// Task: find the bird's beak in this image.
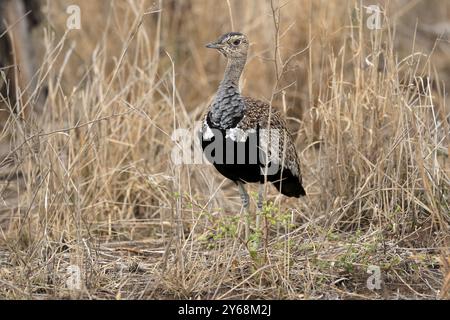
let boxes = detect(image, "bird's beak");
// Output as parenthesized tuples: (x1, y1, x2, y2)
(205, 42, 220, 49)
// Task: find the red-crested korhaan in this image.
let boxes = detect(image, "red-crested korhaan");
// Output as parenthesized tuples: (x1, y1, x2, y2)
(200, 32, 305, 232)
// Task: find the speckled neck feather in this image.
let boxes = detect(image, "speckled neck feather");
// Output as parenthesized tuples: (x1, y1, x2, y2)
(208, 55, 247, 129)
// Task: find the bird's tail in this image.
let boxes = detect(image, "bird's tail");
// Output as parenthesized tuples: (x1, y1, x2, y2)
(271, 171, 306, 198)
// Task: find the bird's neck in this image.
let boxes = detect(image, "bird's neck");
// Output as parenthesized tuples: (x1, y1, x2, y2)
(220, 56, 246, 87)
(208, 57, 247, 129)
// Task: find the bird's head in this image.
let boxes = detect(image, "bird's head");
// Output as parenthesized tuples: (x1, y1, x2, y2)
(205, 32, 249, 59)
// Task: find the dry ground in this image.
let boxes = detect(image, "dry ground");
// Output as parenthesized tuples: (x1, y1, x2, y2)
(0, 0, 449, 299)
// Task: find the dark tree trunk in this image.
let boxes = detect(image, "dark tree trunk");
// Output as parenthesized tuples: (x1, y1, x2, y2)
(0, 0, 43, 119)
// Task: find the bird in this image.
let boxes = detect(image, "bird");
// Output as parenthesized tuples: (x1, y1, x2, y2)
(200, 32, 305, 238)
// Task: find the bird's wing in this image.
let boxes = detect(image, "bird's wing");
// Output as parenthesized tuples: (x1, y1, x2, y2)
(239, 97, 302, 178)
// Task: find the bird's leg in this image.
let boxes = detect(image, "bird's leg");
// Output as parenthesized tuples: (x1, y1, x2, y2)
(256, 183, 263, 224)
(255, 183, 264, 248)
(237, 181, 250, 240)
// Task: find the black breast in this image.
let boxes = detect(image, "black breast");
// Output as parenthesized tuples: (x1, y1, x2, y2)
(201, 115, 262, 184)
(200, 115, 305, 197)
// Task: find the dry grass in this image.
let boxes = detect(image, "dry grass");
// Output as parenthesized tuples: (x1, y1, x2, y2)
(0, 0, 449, 299)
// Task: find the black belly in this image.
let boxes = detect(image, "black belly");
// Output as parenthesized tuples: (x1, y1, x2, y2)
(201, 129, 264, 183)
(200, 126, 306, 198)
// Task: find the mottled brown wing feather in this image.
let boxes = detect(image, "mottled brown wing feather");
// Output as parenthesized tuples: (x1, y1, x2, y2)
(238, 97, 302, 179)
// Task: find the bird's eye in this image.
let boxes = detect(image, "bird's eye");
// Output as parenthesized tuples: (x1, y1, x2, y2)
(232, 39, 241, 46)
